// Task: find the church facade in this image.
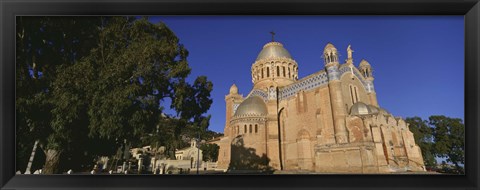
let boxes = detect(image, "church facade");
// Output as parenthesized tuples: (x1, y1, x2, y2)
(214, 40, 425, 173)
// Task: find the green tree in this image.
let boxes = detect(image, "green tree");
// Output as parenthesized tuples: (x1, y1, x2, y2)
(47, 16, 213, 173)
(200, 143, 219, 162)
(16, 16, 101, 173)
(429, 115, 465, 173)
(405, 117, 436, 167)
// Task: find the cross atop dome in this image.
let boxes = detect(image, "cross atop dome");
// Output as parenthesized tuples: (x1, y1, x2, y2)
(270, 31, 275, 42)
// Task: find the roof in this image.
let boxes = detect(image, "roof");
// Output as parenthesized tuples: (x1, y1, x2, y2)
(256, 41, 292, 61)
(323, 42, 337, 54)
(234, 95, 268, 117)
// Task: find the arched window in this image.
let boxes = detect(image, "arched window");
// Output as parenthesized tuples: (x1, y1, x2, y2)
(283, 66, 286, 77)
(244, 125, 247, 133)
(354, 86, 359, 102)
(277, 66, 280, 77)
(261, 68, 264, 78)
(255, 124, 258, 133)
(288, 67, 291, 78)
(349, 85, 360, 103)
(349, 85, 355, 104)
(267, 67, 270, 77)
(249, 124, 252, 133)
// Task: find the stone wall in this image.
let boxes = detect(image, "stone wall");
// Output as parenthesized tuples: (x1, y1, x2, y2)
(315, 142, 378, 173)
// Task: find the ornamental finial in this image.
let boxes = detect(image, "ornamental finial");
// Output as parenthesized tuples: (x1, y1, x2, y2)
(270, 31, 276, 42)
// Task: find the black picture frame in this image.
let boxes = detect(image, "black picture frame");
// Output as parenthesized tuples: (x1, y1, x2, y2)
(1, 0, 479, 190)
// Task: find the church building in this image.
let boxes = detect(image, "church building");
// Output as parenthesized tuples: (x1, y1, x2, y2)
(214, 38, 425, 173)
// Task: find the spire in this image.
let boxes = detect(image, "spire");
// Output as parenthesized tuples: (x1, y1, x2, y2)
(229, 83, 238, 94)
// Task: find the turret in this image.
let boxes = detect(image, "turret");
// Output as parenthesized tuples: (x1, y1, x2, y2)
(359, 59, 379, 107)
(323, 43, 339, 67)
(229, 83, 239, 94)
(323, 43, 349, 144)
(225, 84, 243, 137)
(359, 59, 373, 79)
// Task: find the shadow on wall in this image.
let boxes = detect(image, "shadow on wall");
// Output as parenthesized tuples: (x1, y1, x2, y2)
(228, 136, 274, 174)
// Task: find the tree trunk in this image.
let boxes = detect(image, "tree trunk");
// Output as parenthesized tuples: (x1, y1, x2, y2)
(24, 140, 39, 174)
(43, 149, 61, 174)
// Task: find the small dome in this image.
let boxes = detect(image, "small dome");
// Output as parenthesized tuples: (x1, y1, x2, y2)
(368, 105, 380, 114)
(256, 42, 292, 61)
(350, 102, 374, 116)
(234, 96, 268, 117)
(229, 84, 238, 94)
(359, 59, 371, 67)
(379, 108, 391, 115)
(323, 43, 337, 54)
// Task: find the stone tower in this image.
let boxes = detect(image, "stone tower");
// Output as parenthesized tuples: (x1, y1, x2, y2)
(359, 59, 379, 107)
(225, 84, 243, 136)
(249, 40, 300, 170)
(251, 42, 299, 90)
(323, 43, 349, 144)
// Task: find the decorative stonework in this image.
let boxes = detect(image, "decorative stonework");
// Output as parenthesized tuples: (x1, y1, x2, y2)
(279, 71, 328, 100)
(232, 112, 268, 119)
(251, 57, 299, 84)
(253, 56, 297, 66)
(233, 103, 240, 115)
(230, 117, 267, 124)
(247, 89, 268, 100)
(268, 86, 277, 100)
(365, 81, 375, 93)
(327, 65, 340, 81)
(339, 65, 370, 90)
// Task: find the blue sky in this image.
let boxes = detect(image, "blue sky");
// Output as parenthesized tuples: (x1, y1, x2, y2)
(148, 16, 464, 133)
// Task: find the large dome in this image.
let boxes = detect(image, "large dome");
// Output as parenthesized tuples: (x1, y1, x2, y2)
(234, 96, 268, 117)
(256, 42, 292, 61)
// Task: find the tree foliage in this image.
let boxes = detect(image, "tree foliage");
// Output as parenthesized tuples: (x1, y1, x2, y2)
(16, 16, 101, 173)
(200, 143, 220, 162)
(429, 115, 465, 170)
(405, 117, 436, 167)
(406, 115, 464, 173)
(16, 16, 216, 173)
